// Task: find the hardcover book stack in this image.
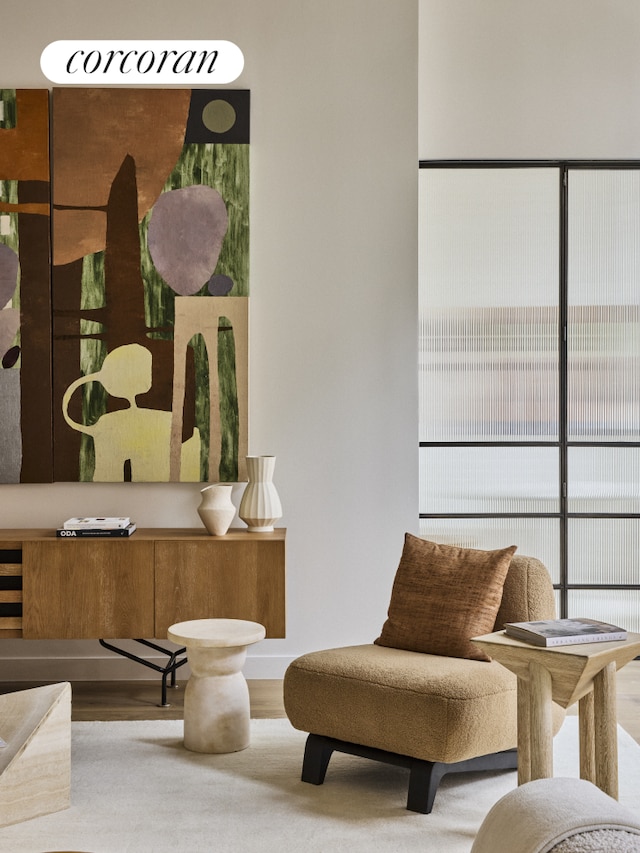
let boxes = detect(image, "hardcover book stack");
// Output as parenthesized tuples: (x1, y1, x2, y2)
(56, 517, 137, 538)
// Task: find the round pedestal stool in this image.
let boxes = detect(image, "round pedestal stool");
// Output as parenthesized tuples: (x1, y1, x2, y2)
(167, 618, 266, 754)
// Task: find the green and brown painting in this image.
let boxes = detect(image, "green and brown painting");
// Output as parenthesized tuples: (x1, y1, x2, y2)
(50, 88, 249, 483)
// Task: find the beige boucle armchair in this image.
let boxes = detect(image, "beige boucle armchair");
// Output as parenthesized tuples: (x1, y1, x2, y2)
(284, 554, 565, 813)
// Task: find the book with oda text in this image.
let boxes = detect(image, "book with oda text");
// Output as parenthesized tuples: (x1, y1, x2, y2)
(56, 523, 137, 538)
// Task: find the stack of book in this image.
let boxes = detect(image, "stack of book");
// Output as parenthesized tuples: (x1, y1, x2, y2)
(56, 517, 137, 538)
(504, 617, 627, 647)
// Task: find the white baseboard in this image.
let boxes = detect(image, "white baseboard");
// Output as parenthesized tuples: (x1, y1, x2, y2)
(0, 653, 294, 682)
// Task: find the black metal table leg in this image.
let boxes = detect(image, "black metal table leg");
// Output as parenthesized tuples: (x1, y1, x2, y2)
(99, 639, 188, 706)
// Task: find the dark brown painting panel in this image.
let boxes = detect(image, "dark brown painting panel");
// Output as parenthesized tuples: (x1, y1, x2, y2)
(18, 208, 53, 482)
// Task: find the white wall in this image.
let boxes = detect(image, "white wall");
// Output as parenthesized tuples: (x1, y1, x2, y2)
(420, 0, 640, 160)
(0, 0, 419, 679)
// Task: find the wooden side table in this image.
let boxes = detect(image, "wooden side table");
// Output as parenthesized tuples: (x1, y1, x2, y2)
(472, 630, 640, 799)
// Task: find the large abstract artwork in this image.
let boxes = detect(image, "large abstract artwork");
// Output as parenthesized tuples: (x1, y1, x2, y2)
(0, 89, 52, 483)
(0, 87, 249, 484)
(53, 88, 250, 483)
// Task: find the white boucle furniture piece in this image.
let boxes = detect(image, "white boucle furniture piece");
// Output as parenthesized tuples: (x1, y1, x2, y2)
(471, 777, 640, 853)
(0, 682, 71, 827)
(167, 618, 265, 753)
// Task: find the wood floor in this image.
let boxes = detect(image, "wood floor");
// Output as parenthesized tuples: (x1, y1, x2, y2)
(0, 678, 286, 722)
(1, 660, 638, 743)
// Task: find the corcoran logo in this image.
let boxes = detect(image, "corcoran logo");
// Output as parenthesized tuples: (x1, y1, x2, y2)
(40, 40, 244, 85)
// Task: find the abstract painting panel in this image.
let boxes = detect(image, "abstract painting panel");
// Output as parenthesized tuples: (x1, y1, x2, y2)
(51, 88, 249, 483)
(0, 89, 52, 483)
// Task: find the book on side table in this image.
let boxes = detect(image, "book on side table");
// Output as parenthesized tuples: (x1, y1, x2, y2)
(504, 617, 627, 647)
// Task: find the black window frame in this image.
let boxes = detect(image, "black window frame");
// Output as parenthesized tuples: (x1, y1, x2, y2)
(419, 159, 640, 618)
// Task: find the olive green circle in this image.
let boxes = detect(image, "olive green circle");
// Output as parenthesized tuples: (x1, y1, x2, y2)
(202, 100, 237, 134)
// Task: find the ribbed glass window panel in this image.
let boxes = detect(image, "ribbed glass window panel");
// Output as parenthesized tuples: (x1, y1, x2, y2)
(419, 168, 559, 442)
(568, 447, 640, 514)
(567, 170, 640, 441)
(568, 519, 640, 585)
(419, 517, 560, 584)
(567, 590, 640, 634)
(419, 446, 559, 515)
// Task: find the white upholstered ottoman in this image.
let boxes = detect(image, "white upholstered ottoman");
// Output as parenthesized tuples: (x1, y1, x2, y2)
(472, 777, 640, 853)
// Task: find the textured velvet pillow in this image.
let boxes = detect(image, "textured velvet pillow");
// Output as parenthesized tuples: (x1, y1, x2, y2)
(374, 534, 517, 661)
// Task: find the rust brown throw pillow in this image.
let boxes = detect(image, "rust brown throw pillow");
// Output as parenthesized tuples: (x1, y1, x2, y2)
(374, 534, 517, 661)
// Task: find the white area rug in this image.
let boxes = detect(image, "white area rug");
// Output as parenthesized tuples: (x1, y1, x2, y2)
(0, 717, 639, 853)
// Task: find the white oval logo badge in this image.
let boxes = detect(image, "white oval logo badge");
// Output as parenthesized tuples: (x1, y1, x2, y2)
(41, 40, 244, 85)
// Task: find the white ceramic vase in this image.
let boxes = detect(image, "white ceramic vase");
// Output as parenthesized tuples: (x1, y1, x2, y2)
(238, 455, 282, 532)
(197, 484, 236, 536)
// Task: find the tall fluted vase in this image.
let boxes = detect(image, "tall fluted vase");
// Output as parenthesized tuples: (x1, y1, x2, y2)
(239, 455, 282, 532)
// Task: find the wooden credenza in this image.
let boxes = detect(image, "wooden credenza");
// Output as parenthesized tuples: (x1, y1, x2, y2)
(0, 528, 286, 640)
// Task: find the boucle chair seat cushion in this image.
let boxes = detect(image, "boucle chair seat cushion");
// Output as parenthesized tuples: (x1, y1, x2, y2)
(284, 642, 561, 764)
(471, 777, 640, 853)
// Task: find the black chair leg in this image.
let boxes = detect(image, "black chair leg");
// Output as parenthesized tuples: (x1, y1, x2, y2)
(407, 759, 446, 814)
(301, 733, 335, 785)
(407, 750, 518, 813)
(298, 733, 517, 814)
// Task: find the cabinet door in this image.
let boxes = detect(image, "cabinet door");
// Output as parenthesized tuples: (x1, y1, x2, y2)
(22, 541, 155, 639)
(155, 539, 285, 638)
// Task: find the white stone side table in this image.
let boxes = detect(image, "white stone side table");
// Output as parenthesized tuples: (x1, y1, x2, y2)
(167, 618, 266, 754)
